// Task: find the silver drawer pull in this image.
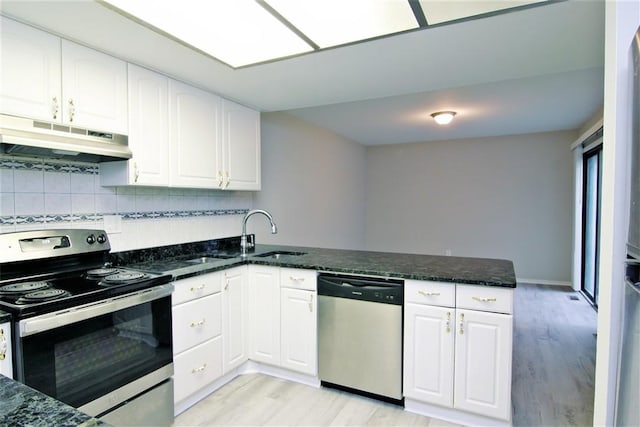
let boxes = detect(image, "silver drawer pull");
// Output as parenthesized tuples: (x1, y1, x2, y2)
(192, 363, 207, 373)
(472, 296, 497, 302)
(418, 290, 440, 297)
(190, 319, 206, 327)
(0, 328, 6, 361)
(190, 284, 205, 292)
(289, 276, 305, 282)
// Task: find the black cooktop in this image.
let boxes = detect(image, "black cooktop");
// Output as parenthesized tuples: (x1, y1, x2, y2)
(0, 267, 173, 319)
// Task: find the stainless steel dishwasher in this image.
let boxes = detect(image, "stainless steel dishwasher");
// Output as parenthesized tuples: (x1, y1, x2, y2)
(318, 273, 403, 403)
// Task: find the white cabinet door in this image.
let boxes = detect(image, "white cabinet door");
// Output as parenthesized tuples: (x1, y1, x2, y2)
(0, 16, 61, 122)
(248, 266, 281, 366)
(223, 266, 248, 373)
(280, 287, 317, 375)
(61, 40, 127, 133)
(221, 99, 260, 191)
(169, 79, 221, 189)
(403, 303, 454, 407)
(0, 322, 12, 379)
(100, 64, 169, 186)
(454, 309, 513, 421)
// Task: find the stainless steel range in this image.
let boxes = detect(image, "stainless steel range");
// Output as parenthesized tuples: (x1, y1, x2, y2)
(0, 229, 175, 426)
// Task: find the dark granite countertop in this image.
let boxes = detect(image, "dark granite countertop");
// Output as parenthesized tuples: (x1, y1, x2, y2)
(0, 375, 107, 427)
(0, 310, 10, 323)
(116, 238, 516, 288)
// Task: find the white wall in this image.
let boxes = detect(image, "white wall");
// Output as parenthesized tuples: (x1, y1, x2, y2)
(365, 130, 576, 284)
(594, 1, 640, 425)
(252, 112, 367, 250)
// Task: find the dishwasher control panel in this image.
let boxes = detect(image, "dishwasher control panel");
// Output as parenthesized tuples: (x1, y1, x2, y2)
(317, 273, 403, 305)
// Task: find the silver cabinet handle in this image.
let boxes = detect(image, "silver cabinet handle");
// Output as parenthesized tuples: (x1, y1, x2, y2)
(459, 312, 465, 335)
(224, 171, 230, 189)
(445, 311, 451, 333)
(217, 171, 224, 188)
(192, 363, 207, 373)
(190, 284, 205, 292)
(289, 276, 306, 282)
(472, 296, 497, 303)
(418, 290, 440, 297)
(309, 294, 314, 313)
(0, 328, 6, 361)
(52, 96, 59, 119)
(133, 162, 140, 183)
(68, 98, 75, 122)
(190, 319, 206, 327)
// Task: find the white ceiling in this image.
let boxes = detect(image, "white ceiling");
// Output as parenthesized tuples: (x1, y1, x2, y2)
(0, 0, 605, 145)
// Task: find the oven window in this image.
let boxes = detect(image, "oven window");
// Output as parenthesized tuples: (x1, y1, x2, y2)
(20, 296, 172, 408)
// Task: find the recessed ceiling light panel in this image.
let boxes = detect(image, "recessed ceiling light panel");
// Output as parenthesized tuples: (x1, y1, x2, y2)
(264, 0, 419, 48)
(102, 0, 313, 67)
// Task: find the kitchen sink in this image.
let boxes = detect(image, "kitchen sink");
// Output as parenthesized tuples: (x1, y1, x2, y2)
(184, 255, 236, 264)
(253, 251, 307, 259)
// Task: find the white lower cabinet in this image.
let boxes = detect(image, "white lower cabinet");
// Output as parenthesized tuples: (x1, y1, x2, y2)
(174, 336, 223, 404)
(404, 303, 454, 407)
(247, 266, 317, 376)
(280, 286, 317, 375)
(248, 266, 281, 365)
(453, 308, 513, 420)
(223, 266, 249, 373)
(172, 272, 223, 407)
(404, 280, 513, 424)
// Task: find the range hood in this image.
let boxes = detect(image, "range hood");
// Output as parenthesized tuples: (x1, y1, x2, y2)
(0, 114, 132, 163)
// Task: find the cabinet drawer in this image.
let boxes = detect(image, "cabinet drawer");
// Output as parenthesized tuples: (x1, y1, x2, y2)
(173, 293, 222, 354)
(173, 273, 222, 306)
(405, 280, 455, 307)
(456, 285, 513, 314)
(280, 268, 316, 291)
(174, 336, 222, 404)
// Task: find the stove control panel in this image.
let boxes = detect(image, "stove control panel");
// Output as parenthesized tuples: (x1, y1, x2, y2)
(0, 229, 111, 263)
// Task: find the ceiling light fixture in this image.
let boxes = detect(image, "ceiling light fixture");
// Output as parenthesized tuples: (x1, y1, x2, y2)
(431, 111, 456, 125)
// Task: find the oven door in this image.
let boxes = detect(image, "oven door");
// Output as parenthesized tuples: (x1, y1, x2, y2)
(15, 284, 173, 416)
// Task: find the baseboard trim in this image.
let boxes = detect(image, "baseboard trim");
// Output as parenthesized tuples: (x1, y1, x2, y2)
(516, 278, 573, 287)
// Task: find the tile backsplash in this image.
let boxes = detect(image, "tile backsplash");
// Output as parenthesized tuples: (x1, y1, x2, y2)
(0, 155, 253, 251)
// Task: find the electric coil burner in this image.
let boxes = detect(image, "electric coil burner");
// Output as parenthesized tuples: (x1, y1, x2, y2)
(0, 229, 175, 426)
(0, 229, 173, 318)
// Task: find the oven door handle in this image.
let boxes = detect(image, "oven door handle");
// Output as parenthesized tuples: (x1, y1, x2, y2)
(19, 283, 174, 337)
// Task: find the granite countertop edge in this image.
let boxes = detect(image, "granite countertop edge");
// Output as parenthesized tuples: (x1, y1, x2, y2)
(0, 375, 107, 427)
(119, 242, 517, 288)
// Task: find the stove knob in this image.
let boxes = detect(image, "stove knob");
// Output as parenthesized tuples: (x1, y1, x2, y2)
(97, 233, 107, 244)
(86, 234, 96, 245)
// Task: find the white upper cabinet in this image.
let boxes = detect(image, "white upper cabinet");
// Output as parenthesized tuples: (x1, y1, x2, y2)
(169, 79, 222, 189)
(101, 64, 169, 186)
(0, 16, 61, 122)
(221, 99, 261, 191)
(0, 17, 127, 133)
(61, 40, 127, 133)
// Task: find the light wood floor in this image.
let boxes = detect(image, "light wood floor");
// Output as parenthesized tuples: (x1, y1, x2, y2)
(173, 284, 597, 427)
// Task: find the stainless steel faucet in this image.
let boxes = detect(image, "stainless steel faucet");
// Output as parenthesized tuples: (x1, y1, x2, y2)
(240, 209, 277, 256)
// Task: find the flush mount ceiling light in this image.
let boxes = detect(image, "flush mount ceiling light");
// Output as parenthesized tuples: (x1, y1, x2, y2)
(100, 0, 550, 68)
(431, 111, 456, 125)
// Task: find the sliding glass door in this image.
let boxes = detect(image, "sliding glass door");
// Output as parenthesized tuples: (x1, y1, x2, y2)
(581, 145, 602, 307)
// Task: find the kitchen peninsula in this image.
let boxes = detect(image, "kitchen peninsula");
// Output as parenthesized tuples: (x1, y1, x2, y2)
(113, 236, 516, 427)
